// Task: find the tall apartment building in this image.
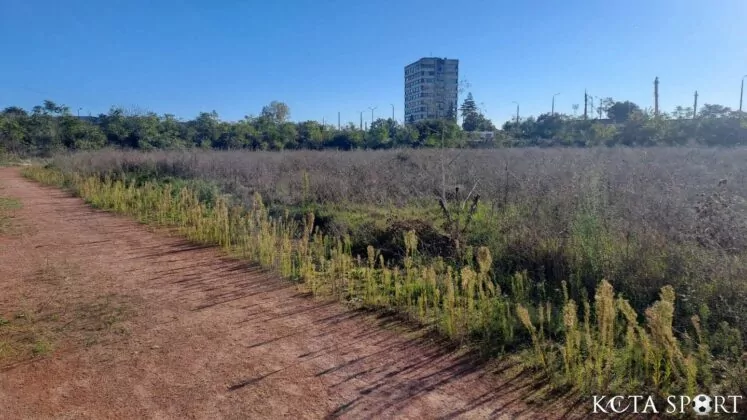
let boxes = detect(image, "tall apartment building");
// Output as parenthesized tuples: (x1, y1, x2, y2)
(404, 57, 459, 123)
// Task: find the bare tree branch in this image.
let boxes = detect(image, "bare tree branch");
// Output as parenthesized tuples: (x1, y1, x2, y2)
(462, 179, 480, 210)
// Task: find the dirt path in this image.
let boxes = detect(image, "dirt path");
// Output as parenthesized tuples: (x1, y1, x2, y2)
(0, 167, 580, 420)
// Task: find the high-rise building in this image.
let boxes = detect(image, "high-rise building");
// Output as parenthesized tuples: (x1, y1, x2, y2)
(404, 57, 459, 124)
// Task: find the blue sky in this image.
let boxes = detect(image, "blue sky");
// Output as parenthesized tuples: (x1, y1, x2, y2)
(2, 0, 745, 125)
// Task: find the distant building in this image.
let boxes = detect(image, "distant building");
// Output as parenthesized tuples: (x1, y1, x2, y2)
(404, 57, 458, 124)
(466, 131, 495, 143)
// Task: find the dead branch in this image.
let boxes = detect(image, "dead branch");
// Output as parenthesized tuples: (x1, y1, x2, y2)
(463, 194, 481, 233)
(462, 179, 480, 210)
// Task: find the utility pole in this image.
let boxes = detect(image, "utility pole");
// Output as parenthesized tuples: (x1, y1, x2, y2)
(390, 104, 395, 122)
(584, 90, 588, 120)
(512, 101, 520, 124)
(594, 96, 603, 119)
(740, 75, 746, 115)
(338, 112, 340, 130)
(368, 106, 377, 124)
(360, 111, 364, 131)
(552, 92, 560, 115)
(589, 96, 595, 119)
(693, 91, 699, 119)
(654, 77, 660, 117)
(77, 107, 82, 117)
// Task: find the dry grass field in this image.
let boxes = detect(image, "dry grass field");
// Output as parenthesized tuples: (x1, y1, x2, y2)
(7, 147, 747, 416)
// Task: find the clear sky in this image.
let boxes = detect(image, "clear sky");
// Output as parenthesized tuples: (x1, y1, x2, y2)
(2, 0, 745, 125)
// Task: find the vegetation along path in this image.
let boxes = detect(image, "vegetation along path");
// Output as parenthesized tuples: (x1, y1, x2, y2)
(0, 167, 583, 419)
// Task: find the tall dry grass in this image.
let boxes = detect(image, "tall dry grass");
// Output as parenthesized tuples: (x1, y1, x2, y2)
(22, 162, 746, 397)
(46, 148, 747, 336)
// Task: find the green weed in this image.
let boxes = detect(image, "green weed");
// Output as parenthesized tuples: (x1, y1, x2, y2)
(21, 164, 745, 399)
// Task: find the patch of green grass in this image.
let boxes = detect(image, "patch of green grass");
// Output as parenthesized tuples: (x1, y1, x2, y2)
(0, 153, 20, 166)
(0, 196, 22, 234)
(1, 261, 133, 365)
(0, 340, 16, 359)
(76, 296, 130, 333)
(0, 197, 22, 210)
(0, 294, 133, 365)
(31, 338, 53, 356)
(65, 289, 134, 346)
(0, 312, 50, 363)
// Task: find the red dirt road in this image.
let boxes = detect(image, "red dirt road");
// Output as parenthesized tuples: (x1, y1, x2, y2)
(0, 168, 579, 419)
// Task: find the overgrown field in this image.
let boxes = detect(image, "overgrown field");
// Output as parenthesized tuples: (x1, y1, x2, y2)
(23, 147, 747, 400)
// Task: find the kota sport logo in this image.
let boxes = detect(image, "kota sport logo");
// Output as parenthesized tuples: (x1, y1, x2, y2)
(592, 394, 744, 416)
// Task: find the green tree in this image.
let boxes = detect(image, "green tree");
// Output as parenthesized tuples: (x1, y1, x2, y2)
(612, 112, 659, 146)
(532, 113, 566, 140)
(393, 124, 419, 147)
(413, 119, 463, 147)
(261, 101, 290, 124)
(298, 121, 325, 149)
(2, 106, 28, 117)
(158, 114, 187, 148)
(190, 111, 221, 148)
(366, 118, 392, 149)
(473, 114, 496, 131)
(277, 122, 298, 149)
(606, 101, 642, 123)
(1, 107, 31, 154)
(132, 113, 167, 149)
(672, 106, 694, 120)
(29, 103, 63, 154)
(460, 93, 495, 132)
(460, 93, 479, 131)
(698, 104, 733, 119)
(326, 124, 363, 150)
(60, 114, 106, 150)
(99, 108, 132, 147)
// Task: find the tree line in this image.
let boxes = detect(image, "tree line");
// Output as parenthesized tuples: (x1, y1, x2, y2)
(1, 97, 746, 156)
(497, 100, 747, 147)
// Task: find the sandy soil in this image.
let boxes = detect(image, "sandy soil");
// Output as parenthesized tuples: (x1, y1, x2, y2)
(0, 167, 584, 420)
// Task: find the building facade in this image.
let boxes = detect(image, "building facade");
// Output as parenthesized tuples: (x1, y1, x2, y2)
(404, 57, 459, 124)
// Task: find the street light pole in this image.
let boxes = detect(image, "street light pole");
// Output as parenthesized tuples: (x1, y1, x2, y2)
(740, 75, 746, 114)
(360, 111, 364, 131)
(369, 106, 377, 124)
(512, 101, 520, 124)
(390, 104, 395, 122)
(78, 107, 82, 117)
(551, 93, 560, 115)
(594, 96, 602, 119)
